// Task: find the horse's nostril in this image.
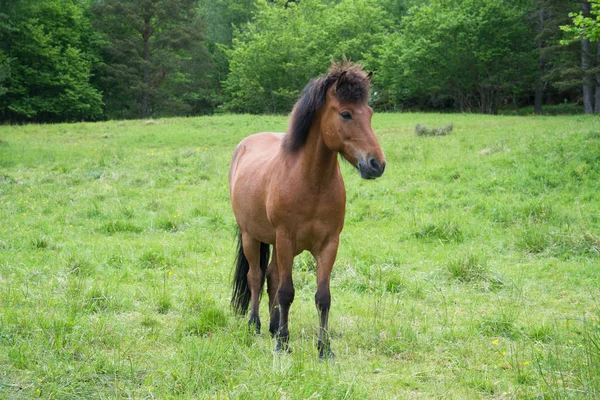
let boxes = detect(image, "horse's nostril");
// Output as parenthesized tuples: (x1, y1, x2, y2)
(369, 158, 379, 170)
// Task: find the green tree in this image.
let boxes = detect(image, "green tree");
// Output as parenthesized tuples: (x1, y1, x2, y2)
(0, 0, 103, 122)
(223, 0, 389, 113)
(531, 1, 570, 114)
(529, 0, 580, 115)
(562, 0, 600, 113)
(91, 0, 214, 119)
(375, 0, 537, 114)
(562, 0, 600, 41)
(581, 1, 595, 113)
(0, 53, 8, 98)
(197, 0, 257, 108)
(199, 0, 257, 46)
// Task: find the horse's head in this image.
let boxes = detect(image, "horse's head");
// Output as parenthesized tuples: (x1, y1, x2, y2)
(320, 70, 386, 179)
(284, 61, 386, 179)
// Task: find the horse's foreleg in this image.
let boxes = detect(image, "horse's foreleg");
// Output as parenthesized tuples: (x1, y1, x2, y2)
(242, 233, 263, 334)
(275, 235, 294, 352)
(266, 244, 280, 336)
(313, 238, 339, 360)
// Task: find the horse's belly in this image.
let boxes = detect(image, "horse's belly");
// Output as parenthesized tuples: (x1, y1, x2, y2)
(231, 191, 275, 244)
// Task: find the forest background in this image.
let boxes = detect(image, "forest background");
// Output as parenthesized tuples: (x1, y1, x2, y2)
(1, 0, 599, 123)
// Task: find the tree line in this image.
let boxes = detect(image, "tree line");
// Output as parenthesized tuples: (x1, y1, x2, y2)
(0, 0, 598, 123)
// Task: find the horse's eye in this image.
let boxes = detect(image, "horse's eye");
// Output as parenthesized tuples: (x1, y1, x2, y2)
(340, 111, 352, 120)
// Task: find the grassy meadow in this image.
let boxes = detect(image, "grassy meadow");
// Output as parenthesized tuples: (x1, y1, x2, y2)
(0, 113, 599, 399)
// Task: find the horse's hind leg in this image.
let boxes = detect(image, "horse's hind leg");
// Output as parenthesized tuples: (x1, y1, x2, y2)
(242, 233, 263, 334)
(266, 244, 280, 336)
(313, 239, 339, 360)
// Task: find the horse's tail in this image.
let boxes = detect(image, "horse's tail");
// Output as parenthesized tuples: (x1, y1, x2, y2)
(231, 231, 270, 315)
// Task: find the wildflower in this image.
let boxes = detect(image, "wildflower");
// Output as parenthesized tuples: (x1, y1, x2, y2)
(569, 340, 573, 344)
(492, 339, 500, 345)
(523, 361, 530, 365)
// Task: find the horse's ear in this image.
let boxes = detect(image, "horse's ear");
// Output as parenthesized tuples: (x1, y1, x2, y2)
(334, 71, 348, 94)
(366, 71, 373, 81)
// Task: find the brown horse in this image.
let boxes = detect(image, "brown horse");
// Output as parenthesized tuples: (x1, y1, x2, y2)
(228, 61, 385, 359)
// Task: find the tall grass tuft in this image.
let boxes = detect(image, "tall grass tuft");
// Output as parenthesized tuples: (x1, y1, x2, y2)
(182, 306, 227, 336)
(516, 224, 553, 254)
(414, 221, 464, 243)
(445, 252, 489, 282)
(99, 220, 143, 234)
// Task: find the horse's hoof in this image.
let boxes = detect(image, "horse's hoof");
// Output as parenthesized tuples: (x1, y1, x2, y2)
(317, 341, 335, 361)
(248, 319, 261, 335)
(274, 341, 292, 353)
(319, 349, 335, 361)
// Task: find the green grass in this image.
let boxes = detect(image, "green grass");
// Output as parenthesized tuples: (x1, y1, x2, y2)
(0, 113, 599, 398)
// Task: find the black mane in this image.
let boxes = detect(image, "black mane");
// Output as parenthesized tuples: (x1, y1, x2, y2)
(282, 62, 370, 152)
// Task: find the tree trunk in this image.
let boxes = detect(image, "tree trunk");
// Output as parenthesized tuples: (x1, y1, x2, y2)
(141, 15, 151, 119)
(582, 1, 594, 114)
(596, 41, 600, 113)
(534, 6, 545, 115)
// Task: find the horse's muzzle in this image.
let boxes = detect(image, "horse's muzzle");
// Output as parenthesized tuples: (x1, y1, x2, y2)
(358, 157, 386, 179)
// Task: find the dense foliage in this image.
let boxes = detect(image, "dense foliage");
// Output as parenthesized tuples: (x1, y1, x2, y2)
(0, 0, 598, 121)
(371, 0, 536, 113)
(0, 0, 103, 122)
(224, 0, 389, 113)
(90, 0, 215, 119)
(563, 0, 600, 41)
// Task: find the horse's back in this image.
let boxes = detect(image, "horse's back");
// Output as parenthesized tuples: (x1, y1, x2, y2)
(229, 132, 283, 185)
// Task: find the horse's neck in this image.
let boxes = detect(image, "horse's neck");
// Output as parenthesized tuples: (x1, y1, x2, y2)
(295, 124, 340, 186)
